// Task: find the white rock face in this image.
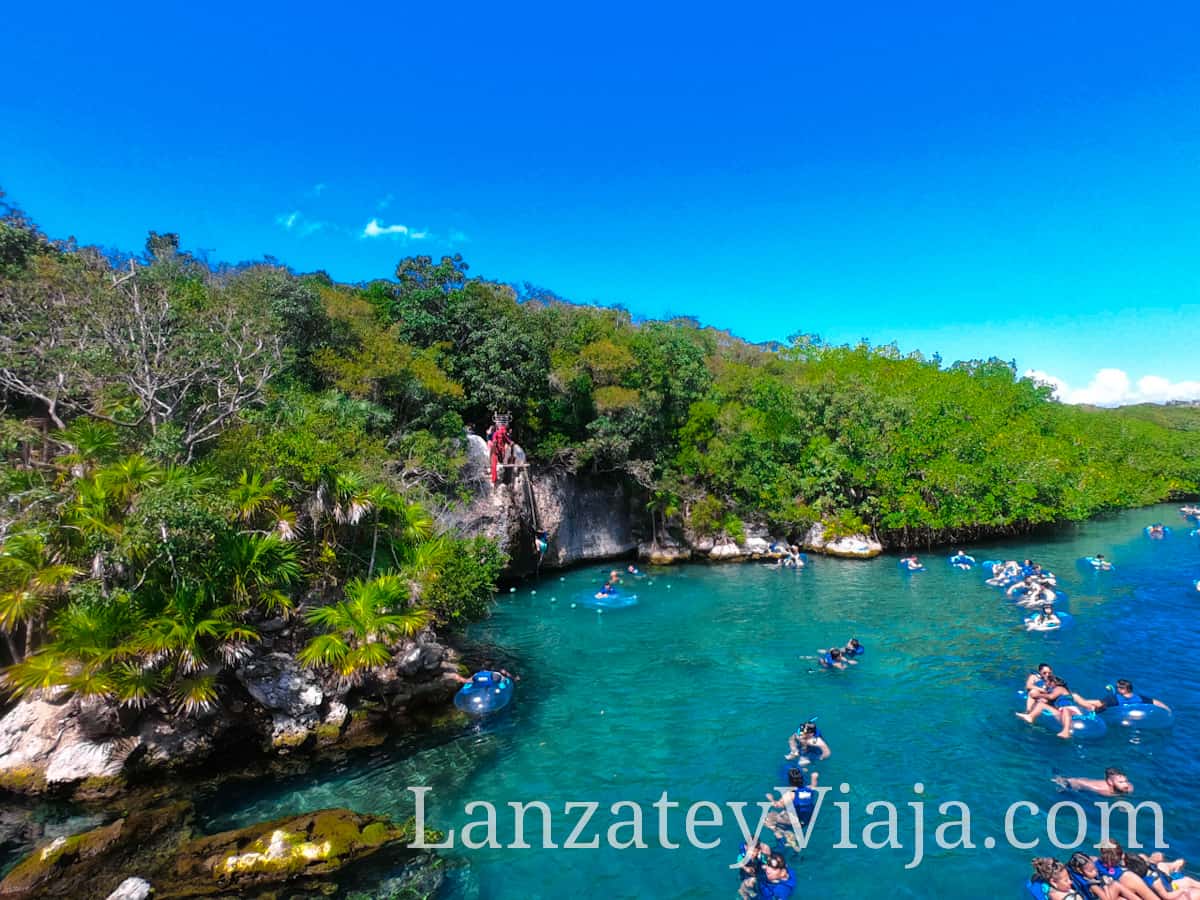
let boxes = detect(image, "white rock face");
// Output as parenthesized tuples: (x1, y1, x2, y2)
(105, 876, 153, 900)
(0, 693, 137, 788)
(802, 523, 883, 558)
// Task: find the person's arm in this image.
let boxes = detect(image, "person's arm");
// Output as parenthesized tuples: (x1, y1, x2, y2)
(814, 737, 831, 760)
(1149, 697, 1170, 711)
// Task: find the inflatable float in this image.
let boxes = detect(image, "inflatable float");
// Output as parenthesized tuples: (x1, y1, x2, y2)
(454, 671, 514, 716)
(1017, 690, 1107, 739)
(1023, 611, 1073, 632)
(1101, 685, 1174, 730)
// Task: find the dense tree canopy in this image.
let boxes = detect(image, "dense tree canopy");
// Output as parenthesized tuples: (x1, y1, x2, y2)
(1, 196, 1197, 713)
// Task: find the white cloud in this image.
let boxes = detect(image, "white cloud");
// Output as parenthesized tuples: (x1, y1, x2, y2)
(1025, 367, 1200, 406)
(276, 211, 301, 230)
(362, 218, 409, 238)
(361, 219, 430, 240)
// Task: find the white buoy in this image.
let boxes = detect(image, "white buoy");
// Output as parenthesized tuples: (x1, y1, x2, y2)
(571, 603, 577, 608)
(531, 590, 537, 595)
(550, 597, 557, 603)
(560, 577, 566, 582)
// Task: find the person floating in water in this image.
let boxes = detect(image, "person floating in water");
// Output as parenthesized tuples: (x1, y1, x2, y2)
(1016, 675, 1092, 739)
(1091, 553, 1113, 571)
(899, 555, 923, 571)
(843, 638, 864, 659)
(786, 719, 831, 763)
(818, 647, 847, 669)
(1081, 679, 1173, 716)
(1026, 605, 1062, 630)
(1054, 766, 1133, 797)
(626, 564, 642, 576)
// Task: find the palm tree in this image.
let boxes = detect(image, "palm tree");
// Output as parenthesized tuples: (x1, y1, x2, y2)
(217, 532, 301, 614)
(298, 574, 431, 684)
(0, 532, 76, 662)
(361, 486, 434, 577)
(54, 419, 121, 480)
(128, 585, 259, 715)
(229, 469, 285, 525)
(95, 454, 162, 512)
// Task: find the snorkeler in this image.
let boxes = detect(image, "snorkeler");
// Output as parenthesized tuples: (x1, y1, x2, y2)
(1054, 767, 1134, 797)
(786, 719, 831, 763)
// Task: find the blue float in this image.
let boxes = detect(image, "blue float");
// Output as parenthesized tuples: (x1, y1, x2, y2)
(454, 671, 514, 716)
(1101, 686, 1175, 730)
(578, 590, 639, 610)
(897, 558, 926, 572)
(1023, 610, 1073, 632)
(1079, 556, 1114, 571)
(1024, 879, 1048, 900)
(1144, 525, 1171, 538)
(1017, 690, 1107, 740)
(948, 553, 976, 569)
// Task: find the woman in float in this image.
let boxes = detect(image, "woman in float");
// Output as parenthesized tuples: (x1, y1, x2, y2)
(1094, 842, 1164, 900)
(1026, 605, 1064, 631)
(1064, 852, 1127, 900)
(842, 637, 864, 659)
(1145, 523, 1169, 538)
(1083, 679, 1174, 728)
(1083, 553, 1113, 571)
(1123, 852, 1200, 900)
(1017, 676, 1097, 739)
(1028, 857, 1086, 900)
(948, 549, 976, 569)
(898, 555, 925, 572)
(987, 560, 1022, 586)
(786, 719, 831, 763)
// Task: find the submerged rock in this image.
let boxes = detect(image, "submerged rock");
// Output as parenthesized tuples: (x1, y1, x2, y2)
(0, 806, 435, 900)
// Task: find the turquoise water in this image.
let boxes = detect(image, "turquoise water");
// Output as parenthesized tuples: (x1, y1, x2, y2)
(195, 504, 1200, 897)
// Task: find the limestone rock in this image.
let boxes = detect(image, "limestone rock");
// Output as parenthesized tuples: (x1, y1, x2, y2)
(0, 693, 138, 795)
(802, 522, 883, 559)
(105, 877, 153, 900)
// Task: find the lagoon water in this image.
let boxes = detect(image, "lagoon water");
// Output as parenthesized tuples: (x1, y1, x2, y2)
(99, 506, 1200, 896)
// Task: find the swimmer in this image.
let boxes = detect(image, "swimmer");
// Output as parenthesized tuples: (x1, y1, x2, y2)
(818, 647, 847, 670)
(1091, 553, 1112, 571)
(1095, 841, 1162, 900)
(899, 555, 922, 570)
(595, 582, 616, 599)
(607, 569, 621, 585)
(1053, 767, 1133, 797)
(843, 637, 864, 659)
(1026, 662, 1055, 694)
(626, 564, 641, 576)
(786, 719, 831, 762)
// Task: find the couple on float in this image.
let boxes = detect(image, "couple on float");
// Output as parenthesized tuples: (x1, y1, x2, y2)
(1018, 664, 1171, 739)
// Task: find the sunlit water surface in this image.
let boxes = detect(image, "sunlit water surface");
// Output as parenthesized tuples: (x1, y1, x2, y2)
(27, 506, 1200, 897)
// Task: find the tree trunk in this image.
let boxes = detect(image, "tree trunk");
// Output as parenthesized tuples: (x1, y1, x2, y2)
(368, 511, 380, 578)
(2, 630, 21, 666)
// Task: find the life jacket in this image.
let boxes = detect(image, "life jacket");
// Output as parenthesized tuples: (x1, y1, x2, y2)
(1111, 688, 1149, 707)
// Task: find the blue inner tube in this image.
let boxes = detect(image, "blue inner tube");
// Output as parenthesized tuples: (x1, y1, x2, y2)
(1024, 879, 1049, 900)
(1079, 556, 1114, 571)
(454, 671, 514, 716)
(1018, 690, 1107, 739)
(579, 591, 639, 610)
(1144, 525, 1171, 537)
(1102, 698, 1175, 730)
(1024, 610, 1073, 632)
(897, 559, 926, 572)
(948, 554, 975, 568)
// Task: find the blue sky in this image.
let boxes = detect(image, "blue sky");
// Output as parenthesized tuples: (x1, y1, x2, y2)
(3, 1, 1198, 402)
